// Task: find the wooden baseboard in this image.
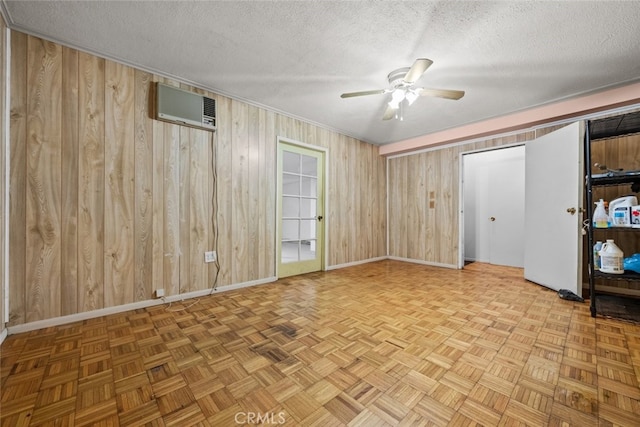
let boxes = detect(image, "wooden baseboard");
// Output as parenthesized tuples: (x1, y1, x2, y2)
(387, 256, 458, 269)
(6, 276, 277, 336)
(326, 256, 388, 271)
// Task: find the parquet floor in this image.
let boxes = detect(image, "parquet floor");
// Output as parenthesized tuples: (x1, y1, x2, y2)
(2, 260, 640, 426)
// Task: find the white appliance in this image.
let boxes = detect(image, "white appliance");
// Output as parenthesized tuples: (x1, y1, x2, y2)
(155, 83, 216, 131)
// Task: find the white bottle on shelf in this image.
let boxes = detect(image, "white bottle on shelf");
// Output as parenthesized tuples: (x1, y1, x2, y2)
(593, 199, 609, 228)
(599, 239, 624, 274)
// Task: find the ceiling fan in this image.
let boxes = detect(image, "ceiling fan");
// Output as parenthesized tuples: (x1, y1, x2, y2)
(340, 58, 465, 121)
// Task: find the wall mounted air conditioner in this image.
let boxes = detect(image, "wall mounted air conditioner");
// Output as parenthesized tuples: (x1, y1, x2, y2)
(155, 82, 216, 131)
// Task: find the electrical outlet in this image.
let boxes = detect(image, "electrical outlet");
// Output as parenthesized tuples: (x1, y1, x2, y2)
(154, 289, 165, 298)
(204, 251, 217, 263)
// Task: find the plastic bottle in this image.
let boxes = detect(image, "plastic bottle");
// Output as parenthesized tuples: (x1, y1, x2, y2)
(599, 239, 624, 274)
(593, 241, 603, 271)
(593, 199, 609, 228)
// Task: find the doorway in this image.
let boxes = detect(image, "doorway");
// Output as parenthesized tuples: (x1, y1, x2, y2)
(463, 146, 526, 268)
(460, 122, 584, 296)
(277, 140, 326, 278)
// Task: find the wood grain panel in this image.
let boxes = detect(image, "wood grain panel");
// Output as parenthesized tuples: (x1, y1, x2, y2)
(414, 152, 427, 259)
(178, 123, 190, 293)
(424, 151, 437, 261)
(8, 31, 387, 326)
(104, 60, 135, 307)
(0, 15, 6, 330)
(247, 105, 260, 281)
(25, 36, 62, 322)
(388, 155, 406, 258)
(207, 102, 218, 289)
(61, 46, 79, 315)
(188, 128, 209, 293)
(78, 52, 105, 312)
(439, 148, 456, 265)
(214, 95, 232, 287)
(151, 78, 165, 295)
(163, 119, 180, 296)
(348, 140, 359, 261)
(260, 108, 277, 279)
(9, 31, 28, 324)
(333, 135, 351, 264)
(134, 70, 153, 301)
(231, 100, 249, 284)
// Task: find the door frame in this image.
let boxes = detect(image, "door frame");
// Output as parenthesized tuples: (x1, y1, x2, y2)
(458, 142, 524, 269)
(275, 137, 329, 278)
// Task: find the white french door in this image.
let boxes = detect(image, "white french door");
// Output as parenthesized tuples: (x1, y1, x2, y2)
(277, 141, 325, 278)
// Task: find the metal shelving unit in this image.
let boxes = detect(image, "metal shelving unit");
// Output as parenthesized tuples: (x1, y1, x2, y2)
(584, 111, 640, 319)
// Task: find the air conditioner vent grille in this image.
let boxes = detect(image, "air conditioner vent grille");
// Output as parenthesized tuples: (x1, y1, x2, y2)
(203, 96, 216, 118)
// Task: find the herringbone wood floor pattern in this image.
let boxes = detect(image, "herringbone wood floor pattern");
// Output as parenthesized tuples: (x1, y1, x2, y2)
(2, 260, 640, 426)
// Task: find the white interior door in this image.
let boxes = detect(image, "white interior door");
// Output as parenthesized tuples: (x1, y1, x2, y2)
(524, 122, 584, 295)
(463, 146, 525, 267)
(488, 148, 526, 267)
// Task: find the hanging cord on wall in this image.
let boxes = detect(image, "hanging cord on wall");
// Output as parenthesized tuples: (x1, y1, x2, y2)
(209, 130, 221, 294)
(163, 128, 220, 313)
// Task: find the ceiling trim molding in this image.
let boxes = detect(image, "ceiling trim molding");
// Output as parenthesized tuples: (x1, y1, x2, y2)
(380, 82, 640, 156)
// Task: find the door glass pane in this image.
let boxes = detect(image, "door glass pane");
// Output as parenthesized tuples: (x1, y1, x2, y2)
(283, 173, 300, 195)
(301, 177, 316, 197)
(300, 239, 316, 261)
(300, 198, 316, 218)
(300, 219, 316, 240)
(283, 152, 300, 173)
(301, 155, 317, 176)
(282, 219, 299, 240)
(300, 240, 316, 261)
(282, 241, 299, 263)
(282, 196, 299, 218)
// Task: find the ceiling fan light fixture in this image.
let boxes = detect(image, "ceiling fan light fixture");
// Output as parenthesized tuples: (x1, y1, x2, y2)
(388, 89, 405, 109)
(405, 90, 419, 106)
(339, 58, 464, 121)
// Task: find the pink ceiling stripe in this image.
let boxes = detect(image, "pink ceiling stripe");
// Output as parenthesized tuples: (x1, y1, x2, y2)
(379, 82, 640, 156)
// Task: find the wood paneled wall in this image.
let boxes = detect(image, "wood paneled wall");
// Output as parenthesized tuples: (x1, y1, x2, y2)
(8, 32, 386, 326)
(1, 15, 7, 333)
(388, 120, 640, 282)
(388, 132, 536, 266)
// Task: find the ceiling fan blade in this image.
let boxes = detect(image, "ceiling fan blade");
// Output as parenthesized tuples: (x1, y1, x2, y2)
(382, 104, 397, 120)
(419, 88, 465, 100)
(403, 58, 433, 84)
(340, 89, 386, 98)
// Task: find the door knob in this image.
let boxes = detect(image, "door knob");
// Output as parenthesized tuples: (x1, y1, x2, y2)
(489, 217, 496, 222)
(566, 207, 576, 215)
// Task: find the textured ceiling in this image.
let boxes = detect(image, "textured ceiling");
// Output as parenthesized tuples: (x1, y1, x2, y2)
(3, 1, 640, 145)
